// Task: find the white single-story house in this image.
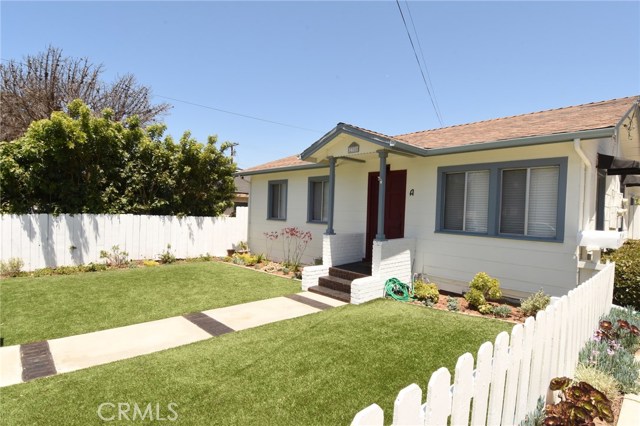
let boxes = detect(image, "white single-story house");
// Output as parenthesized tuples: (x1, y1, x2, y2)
(238, 96, 640, 304)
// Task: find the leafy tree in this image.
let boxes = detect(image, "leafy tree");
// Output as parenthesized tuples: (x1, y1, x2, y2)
(0, 46, 171, 141)
(0, 100, 237, 216)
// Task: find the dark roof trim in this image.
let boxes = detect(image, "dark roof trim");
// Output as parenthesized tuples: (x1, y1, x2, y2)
(236, 163, 328, 177)
(299, 123, 424, 160)
(597, 153, 640, 175)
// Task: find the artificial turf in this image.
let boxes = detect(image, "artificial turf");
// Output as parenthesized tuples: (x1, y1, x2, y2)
(0, 300, 512, 425)
(0, 261, 300, 345)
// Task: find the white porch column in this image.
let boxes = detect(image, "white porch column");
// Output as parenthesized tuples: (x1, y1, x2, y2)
(325, 156, 336, 235)
(376, 150, 387, 241)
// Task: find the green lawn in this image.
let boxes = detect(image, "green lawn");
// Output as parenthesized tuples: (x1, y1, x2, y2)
(0, 300, 512, 425)
(0, 261, 299, 345)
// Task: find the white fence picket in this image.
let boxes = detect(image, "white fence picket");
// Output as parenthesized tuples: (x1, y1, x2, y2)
(450, 353, 474, 426)
(424, 367, 452, 426)
(501, 324, 523, 425)
(486, 332, 510, 425)
(514, 317, 535, 424)
(350, 263, 616, 426)
(0, 210, 248, 270)
(351, 404, 383, 426)
(392, 383, 422, 426)
(470, 341, 493, 425)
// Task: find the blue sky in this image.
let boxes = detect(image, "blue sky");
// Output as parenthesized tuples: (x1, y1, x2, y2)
(2, 1, 639, 168)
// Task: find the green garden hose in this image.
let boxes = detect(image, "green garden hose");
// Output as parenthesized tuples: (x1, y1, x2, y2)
(385, 278, 413, 302)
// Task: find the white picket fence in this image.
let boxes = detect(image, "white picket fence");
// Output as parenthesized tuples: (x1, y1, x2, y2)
(0, 208, 248, 271)
(352, 262, 616, 426)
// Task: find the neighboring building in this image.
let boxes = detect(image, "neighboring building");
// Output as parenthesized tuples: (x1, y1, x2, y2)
(238, 96, 640, 303)
(224, 175, 250, 216)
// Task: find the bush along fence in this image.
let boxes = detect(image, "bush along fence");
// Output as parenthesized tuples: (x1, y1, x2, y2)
(0, 208, 248, 271)
(351, 262, 616, 426)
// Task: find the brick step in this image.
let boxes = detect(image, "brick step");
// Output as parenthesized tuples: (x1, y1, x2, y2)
(308, 285, 350, 303)
(328, 267, 369, 281)
(318, 275, 352, 293)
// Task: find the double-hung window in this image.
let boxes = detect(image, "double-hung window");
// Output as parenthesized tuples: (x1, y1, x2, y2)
(443, 170, 490, 233)
(267, 180, 287, 220)
(500, 166, 559, 238)
(308, 176, 329, 223)
(437, 158, 567, 242)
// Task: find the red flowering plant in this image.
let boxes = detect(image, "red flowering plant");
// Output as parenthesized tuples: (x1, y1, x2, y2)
(263, 231, 279, 261)
(280, 227, 312, 272)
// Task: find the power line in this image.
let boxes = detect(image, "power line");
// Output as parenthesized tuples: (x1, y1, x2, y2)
(404, 0, 444, 124)
(394, 0, 444, 127)
(155, 95, 322, 133)
(2, 57, 322, 134)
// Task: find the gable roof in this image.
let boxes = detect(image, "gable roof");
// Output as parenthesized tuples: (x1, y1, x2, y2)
(239, 96, 639, 175)
(395, 96, 638, 149)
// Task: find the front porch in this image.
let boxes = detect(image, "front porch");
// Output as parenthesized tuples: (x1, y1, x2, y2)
(302, 234, 415, 304)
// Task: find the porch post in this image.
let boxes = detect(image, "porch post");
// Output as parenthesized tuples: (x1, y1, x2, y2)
(376, 150, 387, 240)
(325, 156, 336, 235)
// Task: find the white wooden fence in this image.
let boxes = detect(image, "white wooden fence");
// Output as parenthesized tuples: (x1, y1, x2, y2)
(0, 208, 248, 271)
(352, 262, 616, 426)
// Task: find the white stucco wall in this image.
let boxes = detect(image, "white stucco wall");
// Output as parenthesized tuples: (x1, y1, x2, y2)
(247, 137, 622, 298)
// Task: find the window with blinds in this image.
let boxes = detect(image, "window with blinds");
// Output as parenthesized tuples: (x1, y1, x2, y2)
(443, 170, 489, 233)
(437, 157, 566, 242)
(500, 166, 559, 238)
(308, 177, 329, 222)
(268, 180, 287, 220)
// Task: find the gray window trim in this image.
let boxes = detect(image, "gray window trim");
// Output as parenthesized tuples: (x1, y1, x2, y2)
(267, 179, 288, 221)
(436, 157, 568, 242)
(307, 176, 329, 224)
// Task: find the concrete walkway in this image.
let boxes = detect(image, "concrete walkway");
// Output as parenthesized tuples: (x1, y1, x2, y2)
(0, 291, 345, 387)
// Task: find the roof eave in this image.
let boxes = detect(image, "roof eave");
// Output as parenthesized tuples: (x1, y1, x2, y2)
(420, 127, 615, 157)
(299, 123, 425, 160)
(236, 162, 328, 177)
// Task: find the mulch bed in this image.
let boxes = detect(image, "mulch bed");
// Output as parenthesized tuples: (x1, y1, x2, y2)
(409, 290, 528, 324)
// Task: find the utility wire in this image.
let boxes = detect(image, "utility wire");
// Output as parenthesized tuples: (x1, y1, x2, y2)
(394, 0, 444, 127)
(1, 57, 322, 134)
(155, 95, 321, 133)
(404, 0, 444, 124)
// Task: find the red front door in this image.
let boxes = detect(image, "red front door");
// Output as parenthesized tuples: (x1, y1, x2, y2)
(365, 168, 407, 260)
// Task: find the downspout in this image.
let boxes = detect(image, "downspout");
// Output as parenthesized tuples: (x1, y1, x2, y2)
(573, 138, 591, 231)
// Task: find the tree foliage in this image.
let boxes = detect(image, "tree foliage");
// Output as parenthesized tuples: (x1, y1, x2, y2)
(0, 100, 237, 216)
(0, 46, 171, 141)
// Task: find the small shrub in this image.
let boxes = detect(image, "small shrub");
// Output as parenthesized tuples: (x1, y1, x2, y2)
(143, 260, 160, 267)
(478, 304, 495, 315)
(579, 340, 640, 394)
(235, 241, 249, 252)
(603, 306, 640, 351)
(231, 253, 257, 266)
(31, 267, 55, 277)
(464, 288, 486, 309)
(0, 258, 24, 277)
(82, 262, 107, 272)
(223, 256, 232, 263)
(469, 272, 502, 300)
(199, 253, 212, 261)
(282, 267, 290, 275)
(520, 290, 551, 317)
(100, 245, 129, 267)
(255, 253, 266, 264)
(52, 265, 81, 275)
(573, 364, 620, 402)
(545, 377, 614, 425)
(602, 240, 640, 310)
(413, 280, 439, 305)
(494, 304, 512, 318)
(158, 244, 176, 264)
(446, 296, 460, 312)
